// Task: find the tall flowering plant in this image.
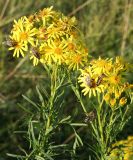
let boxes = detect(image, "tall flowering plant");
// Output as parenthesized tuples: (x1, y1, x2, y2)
(71, 56, 133, 159)
(6, 6, 88, 159)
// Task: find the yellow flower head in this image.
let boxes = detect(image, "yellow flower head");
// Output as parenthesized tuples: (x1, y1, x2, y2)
(109, 136, 133, 160)
(37, 6, 55, 25)
(11, 17, 25, 33)
(110, 98, 116, 107)
(38, 6, 54, 18)
(115, 90, 122, 99)
(104, 93, 110, 102)
(40, 39, 67, 65)
(78, 67, 105, 97)
(8, 34, 28, 57)
(119, 97, 127, 106)
(66, 49, 88, 70)
(78, 57, 132, 105)
(115, 56, 130, 72)
(91, 57, 112, 74)
(12, 18, 37, 45)
(8, 7, 87, 69)
(56, 16, 77, 33)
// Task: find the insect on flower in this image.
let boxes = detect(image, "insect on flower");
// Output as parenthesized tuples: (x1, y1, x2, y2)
(96, 73, 105, 86)
(31, 47, 40, 59)
(85, 75, 96, 88)
(84, 110, 97, 123)
(3, 37, 18, 47)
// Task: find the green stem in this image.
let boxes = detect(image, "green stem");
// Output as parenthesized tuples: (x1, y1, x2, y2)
(105, 110, 114, 147)
(49, 65, 58, 110)
(97, 110, 104, 150)
(79, 98, 87, 113)
(68, 73, 87, 114)
(44, 66, 58, 145)
(45, 116, 50, 135)
(97, 96, 107, 159)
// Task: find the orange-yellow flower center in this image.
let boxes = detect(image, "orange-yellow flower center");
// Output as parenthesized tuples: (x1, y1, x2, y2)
(70, 31, 77, 38)
(73, 55, 81, 63)
(20, 32, 28, 41)
(110, 99, 116, 106)
(68, 43, 75, 50)
(54, 48, 62, 55)
(109, 75, 120, 84)
(39, 10, 50, 17)
(96, 60, 107, 67)
(15, 43, 23, 49)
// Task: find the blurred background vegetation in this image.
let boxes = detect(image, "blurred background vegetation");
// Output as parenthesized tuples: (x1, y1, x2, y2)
(0, 0, 133, 159)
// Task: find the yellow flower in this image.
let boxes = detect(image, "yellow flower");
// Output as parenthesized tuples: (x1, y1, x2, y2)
(37, 27, 47, 40)
(66, 36, 76, 51)
(115, 90, 121, 99)
(119, 97, 127, 106)
(37, 6, 55, 25)
(30, 55, 39, 66)
(38, 6, 54, 18)
(108, 75, 121, 85)
(124, 152, 133, 160)
(11, 17, 25, 33)
(67, 51, 87, 70)
(8, 7, 88, 68)
(65, 36, 88, 70)
(30, 45, 41, 66)
(38, 6, 54, 17)
(110, 136, 133, 160)
(67, 42, 76, 51)
(27, 14, 36, 24)
(78, 56, 132, 107)
(115, 56, 130, 72)
(104, 93, 110, 102)
(78, 67, 105, 97)
(124, 83, 133, 89)
(8, 35, 28, 57)
(128, 136, 133, 141)
(46, 24, 64, 39)
(104, 71, 123, 100)
(11, 17, 37, 46)
(18, 26, 36, 46)
(40, 39, 67, 65)
(110, 99, 116, 107)
(56, 16, 77, 33)
(91, 57, 112, 74)
(9, 42, 27, 58)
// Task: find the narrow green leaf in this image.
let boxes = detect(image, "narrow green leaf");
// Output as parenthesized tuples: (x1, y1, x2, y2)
(7, 153, 26, 158)
(70, 123, 87, 127)
(36, 86, 45, 106)
(22, 95, 40, 110)
(59, 116, 71, 124)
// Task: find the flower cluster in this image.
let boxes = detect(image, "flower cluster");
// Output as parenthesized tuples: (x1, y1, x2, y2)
(8, 6, 88, 69)
(78, 56, 132, 107)
(109, 136, 133, 160)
